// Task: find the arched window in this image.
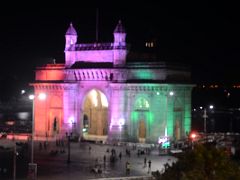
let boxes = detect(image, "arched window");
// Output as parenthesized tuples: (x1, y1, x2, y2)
(135, 97, 150, 111)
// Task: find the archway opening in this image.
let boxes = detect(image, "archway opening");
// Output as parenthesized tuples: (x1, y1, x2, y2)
(139, 120, 146, 139)
(82, 89, 108, 137)
(132, 97, 150, 142)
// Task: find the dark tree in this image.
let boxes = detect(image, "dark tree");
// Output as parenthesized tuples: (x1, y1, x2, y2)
(155, 144, 240, 180)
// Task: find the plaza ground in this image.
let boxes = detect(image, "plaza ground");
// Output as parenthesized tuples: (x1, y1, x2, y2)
(1, 139, 177, 179)
(36, 140, 177, 180)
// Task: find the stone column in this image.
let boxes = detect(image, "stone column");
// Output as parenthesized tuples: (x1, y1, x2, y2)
(63, 85, 77, 136)
(108, 84, 127, 142)
(184, 88, 192, 137)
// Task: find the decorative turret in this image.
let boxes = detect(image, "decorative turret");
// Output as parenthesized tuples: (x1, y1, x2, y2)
(65, 23, 77, 50)
(113, 20, 127, 67)
(113, 20, 126, 46)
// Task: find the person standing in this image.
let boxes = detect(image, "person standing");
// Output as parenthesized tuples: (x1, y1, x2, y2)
(119, 152, 122, 160)
(89, 146, 92, 153)
(148, 160, 151, 174)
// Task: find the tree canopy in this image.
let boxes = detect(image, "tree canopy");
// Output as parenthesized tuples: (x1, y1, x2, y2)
(156, 144, 240, 180)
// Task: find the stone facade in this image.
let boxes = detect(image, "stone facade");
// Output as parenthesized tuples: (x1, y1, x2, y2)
(31, 21, 194, 143)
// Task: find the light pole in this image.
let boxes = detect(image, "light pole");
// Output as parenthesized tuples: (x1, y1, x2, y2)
(202, 105, 214, 134)
(29, 94, 35, 164)
(28, 93, 46, 178)
(203, 108, 207, 134)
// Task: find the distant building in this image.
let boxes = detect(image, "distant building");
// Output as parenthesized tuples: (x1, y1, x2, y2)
(31, 21, 194, 143)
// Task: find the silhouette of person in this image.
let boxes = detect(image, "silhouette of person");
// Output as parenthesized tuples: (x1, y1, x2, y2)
(119, 152, 122, 160)
(148, 160, 151, 173)
(144, 157, 147, 168)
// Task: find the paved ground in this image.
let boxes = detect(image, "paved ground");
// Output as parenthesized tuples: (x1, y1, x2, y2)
(33, 141, 177, 180)
(0, 139, 177, 179)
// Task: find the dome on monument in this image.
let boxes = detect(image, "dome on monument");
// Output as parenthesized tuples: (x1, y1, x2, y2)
(114, 20, 125, 33)
(66, 23, 77, 35)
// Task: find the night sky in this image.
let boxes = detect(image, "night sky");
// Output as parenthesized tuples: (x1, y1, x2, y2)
(0, 2, 240, 101)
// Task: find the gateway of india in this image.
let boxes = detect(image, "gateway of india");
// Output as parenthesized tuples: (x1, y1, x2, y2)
(32, 20, 194, 143)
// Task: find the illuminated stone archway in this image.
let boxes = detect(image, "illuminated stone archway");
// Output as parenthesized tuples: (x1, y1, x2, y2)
(131, 97, 152, 142)
(32, 21, 194, 142)
(82, 89, 108, 136)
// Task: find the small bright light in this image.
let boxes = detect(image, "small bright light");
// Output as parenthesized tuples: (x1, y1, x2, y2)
(82, 128, 87, 132)
(145, 101, 149, 108)
(68, 116, 75, 124)
(169, 91, 174, 96)
(209, 105, 214, 109)
(6, 121, 15, 126)
(156, 92, 160, 95)
(29, 95, 35, 100)
(17, 112, 29, 120)
(21, 90, 25, 94)
(200, 106, 203, 110)
(38, 93, 47, 100)
(119, 118, 125, 126)
(193, 108, 196, 111)
(190, 133, 197, 139)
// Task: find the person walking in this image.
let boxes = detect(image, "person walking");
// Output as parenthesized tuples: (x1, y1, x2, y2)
(143, 157, 147, 168)
(148, 160, 151, 174)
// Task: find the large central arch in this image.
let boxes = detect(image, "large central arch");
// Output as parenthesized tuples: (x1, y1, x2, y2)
(82, 89, 109, 139)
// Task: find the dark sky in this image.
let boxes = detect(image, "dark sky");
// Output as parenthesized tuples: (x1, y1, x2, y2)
(0, 2, 240, 100)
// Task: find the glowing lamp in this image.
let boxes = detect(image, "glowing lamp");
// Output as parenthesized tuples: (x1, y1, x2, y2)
(38, 93, 47, 100)
(190, 132, 197, 139)
(169, 91, 174, 96)
(29, 95, 35, 100)
(118, 118, 125, 127)
(68, 116, 75, 125)
(209, 105, 214, 109)
(6, 121, 15, 126)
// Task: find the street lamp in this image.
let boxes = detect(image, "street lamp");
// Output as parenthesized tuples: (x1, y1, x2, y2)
(28, 94, 35, 164)
(28, 93, 46, 178)
(203, 105, 214, 134)
(189, 131, 197, 149)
